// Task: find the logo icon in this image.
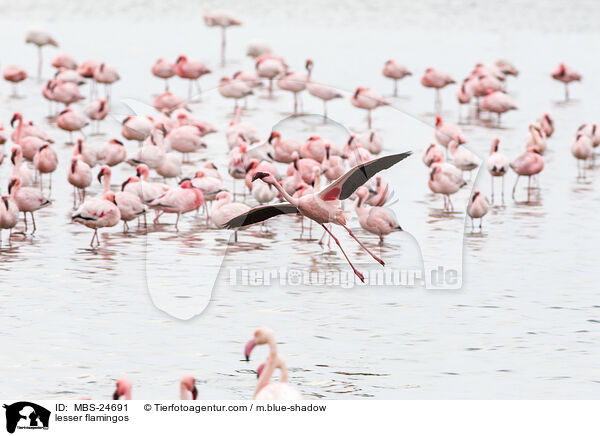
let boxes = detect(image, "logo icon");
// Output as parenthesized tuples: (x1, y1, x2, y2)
(3, 402, 50, 434)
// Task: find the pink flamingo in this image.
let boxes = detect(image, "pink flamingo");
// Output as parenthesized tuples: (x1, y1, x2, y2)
(8, 177, 51, 234)
(84, 98, 109, 134)
(51, 53, 77, 70)
(351, 87, 389, 129)
(33, 143, 58, 191)
(525, 123, 546, 154)
(422, 143, 445, 167)
(67, 156, 92, 205)
(467, 190, 489, 231)
(421, 68, 455, 112)
(25, 28, 58, 79)
(153, 91, 185, 113)
(97, 138, 126, 167)
(278, 66, 308, 115)
(305, 59, 343, 118)
(481, 90, 517, 125)
(211, 191, 251, 241)
(537, 113, 554, 138)
(73, 138, 97, 168)
(255, 55, 285, 98)
(269, 131, 302, 163)
(245, 159, 280, 190)
(487, 138, 509, 204)
(167, 125, 207, 161)
(365, 175, 389, 206)
(10, 146, 34, 186)
(287, 151, 321, 185)
(175, 55, 211, 100)
(98, 166, 146, 231)
(112, 379, 132, 400)
(57, 108, 88, 143)
(121, 164, 169, 203)
(180, 376, 198, 400)
(46, 79, 85, 107)
(435, 116, 466, 153)
(495, 60, 519, 76)
(428, 159, 466, 212)
(322, 143, 345, 183)
(571, 134, 593, 179)
(122, 115, 153, 143)
(72, 190, 121, 247)
(244, 327, 302, 400)
(355, 187, 401, 244)
(449, 140, 480, 179)
(226, 152, 411, 281)
(301, 136, 327, 162)
(0, 193, 19, 238)
(382, 60, 411, 96)
(510, 147, 544, 200)
(93, 63, 120, 101)
(456, 78, 473, 120)
(551, 63, 581, 100)
(148, 180, 203, 229)
(218, 76, 253, 110)
(3, 66, 27, 97)
(203, 9, 242, 66)
(151, 58, 176, 91)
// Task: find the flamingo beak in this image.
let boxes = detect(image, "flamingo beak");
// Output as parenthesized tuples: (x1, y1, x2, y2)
(256, 362, 266, 379)
(10, 150, 16, 165)
(121, 179, 131, 191)
(268, 133, 274, 143)
(8, 179, 16, 194)
(244, 339, 256, 361)
(251, 172, 268, 182)
(192, 386, 198, 400)
(10, 114, 19, 128)
(112, 390, 119, 400)
(97, 170, 104, 183)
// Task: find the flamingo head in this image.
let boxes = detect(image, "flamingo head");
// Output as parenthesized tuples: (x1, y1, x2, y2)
(215, 191, 230, 201)
(7, 177, 20, 194)
(305, 59, 313, 71)
(268, 131, 280, 144)
(471, 190, 481, 202)
(176, 55, 187, 64)
(113, 379, 132, 400)
(10, 146, 20, 165)
(179, 179, 193, 189)
(251, 171, 275, 184)
(103, 191, 117, 204)
(180, 376, 198, 400)
(429, 165, 439, 181)
(111, 138, 124, 146)
(245, 327, 275, 361)
(245, 159, 259, 172)
(491, 138, 500, 153)
(135, 164, 149, 178)
(10, 112, 22, 127)
(435, 115, 442, 127)
(97, 165, 111, 183)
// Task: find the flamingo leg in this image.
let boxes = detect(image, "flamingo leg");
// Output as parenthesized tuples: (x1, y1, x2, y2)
(30, 212, 37, 234)
(23, 212, 28, 233)
(490, 177, 495, 205)
(512, 175, 520, 200)
(320, 224, 364, 283)
(341, 224, 384, 266)
(221, 26, 226, 67)
(393, 79, 398, 97)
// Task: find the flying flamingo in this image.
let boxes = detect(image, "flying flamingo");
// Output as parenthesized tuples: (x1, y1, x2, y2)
(421, 68, 455, 112)
(25, 28, 58, 80)
(510, 147, 544, 201)
(354, 187, 402, 245)
(382, 60, 411, 96)
(180, 376, 198, 400)
(244, 327, 302, 400)
(8, 178, 51, 234)
(112, 379, 132, 400)
(487, 138, 509, 204)
(203, 9, 242, 66)
(305, 59, 343, 118)
(3, 66, 27, 97)
(467, 190, 489, 231)
(351, 87, 389, 129)
(551, 63, 581, 101)
(225, 152, 412, 282)
(151, 58, 176, 91)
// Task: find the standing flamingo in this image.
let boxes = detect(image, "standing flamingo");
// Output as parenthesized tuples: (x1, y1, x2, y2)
(25, 28, 58, 80)
(510, 147, 544, 201)
(571, 134, 593, 179)
(467, 190, 489, 231)
(551, 63, 581, 101)
(8, 178, 51, 234)
(151, 58, 176, 91)
(72, 190, 121, 247)
(354, 187, 402, 245)
(180, 376, 198, 400)
(98, 166, 147, 231)
(225, 152, 412, 282)
(421, 68, 455, 112)
(305, 59, 343, 118)
(203, 9, 242, 67)
(175, 56, 211, 100)
(487, 138, 509, 204)
(382, 60, 411, 96)
(3, 66, 27, 97)
(148, 180, 203, 229)
(351, 87, 389, 129)
(112, 379, 132, 400)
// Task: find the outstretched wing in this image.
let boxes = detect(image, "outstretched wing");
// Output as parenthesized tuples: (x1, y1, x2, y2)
(224, 203, 298, 229)
(320, 151, 412, 201)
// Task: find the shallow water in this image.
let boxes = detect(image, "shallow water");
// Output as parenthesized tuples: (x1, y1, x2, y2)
(0, 2, 599, 399)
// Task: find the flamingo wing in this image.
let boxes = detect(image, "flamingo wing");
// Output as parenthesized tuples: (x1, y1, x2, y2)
(224, 203, 298, 229)
(319, 151, 412, 201)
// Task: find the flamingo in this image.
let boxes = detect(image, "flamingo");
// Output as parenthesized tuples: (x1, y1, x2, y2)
(421, 68, 455, 112)
(151, 58, 176, 91)
(122, 116, 154, 143)
(510, 147, 544, 200)
(487, 138, 509, 204)
(571, 134, 593, 179)
(97, 138, 126, 167)
(525, 123, 546, 154)
(537, 113, 554, 138)
(551, 63, 581, 100)
(73, 138, 97, 168)
(98, 166, 146, 231)
(93, 63, 120, 101)
(269, 131, 302, 163)
(10, 146, 34, 186)
(51, 53, 77, 70)
(495, 60, 519, 76)
(67, 156, 92, 205)
(122, 164, 169, 203)
(382, 60, 411, 96)
(278, 67, 308, 115)
(435, 116, 466, 153)
(84, 98, 109, 134)
(25, 28, 58, 79)
(153, 91, 185, 113)
(449, 140, 480, 179)
(467, 190, 489, 230)
(225, 152, 412, 281)
(305, 59, 343, 118)
(218, 76, 253, 110)
(243, 327, 302, 400)
(365, 175, 389, 207)
(203, 9, 242, 66)
(428, 158, 466, 212)
(3, 66, 27, 97)
(354, 129, 383, 155)
(33, 143, 59, 191)
(175, 55, 211, 100)
(246, 40, 271, 58)
(10, 112, 53, 144)
(322, 143, 345, 183)
(351, 87, 389, 129)
(180, 376, 198, 400)
(211, 191, 251, 241)
(0, 194, 19, 239)
(354, 187, 401, 244)
(57, 108, 88, 143)
(72, 190, 121, 246)
(255, 55, 285, 97)
(456, 78, 473, 120)
(300, 136, 327, 162)
(54, 68, 84, 86)
(8, 178, 51, 234)
(148, 180, 203, 229)
(422, 143, 445, 167)
(112, 379, 132, 400)
(167, 125, 207, 161)
(481, 90, 517, 125)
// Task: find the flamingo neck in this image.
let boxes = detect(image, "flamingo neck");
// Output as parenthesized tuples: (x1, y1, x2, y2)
(16, 118, 23, 144)
(254, 355, 277, 398)
(269, 178, 298, 206)
(103, 173, 111, 193)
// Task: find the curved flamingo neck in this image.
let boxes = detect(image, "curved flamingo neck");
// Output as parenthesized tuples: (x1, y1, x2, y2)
(103, 171, 112, 193)
(15, 118, 24, 144)
(268, 178, 298, 206)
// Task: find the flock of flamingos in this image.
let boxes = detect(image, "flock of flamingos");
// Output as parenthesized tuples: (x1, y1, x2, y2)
(0, 10, 595, 398)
